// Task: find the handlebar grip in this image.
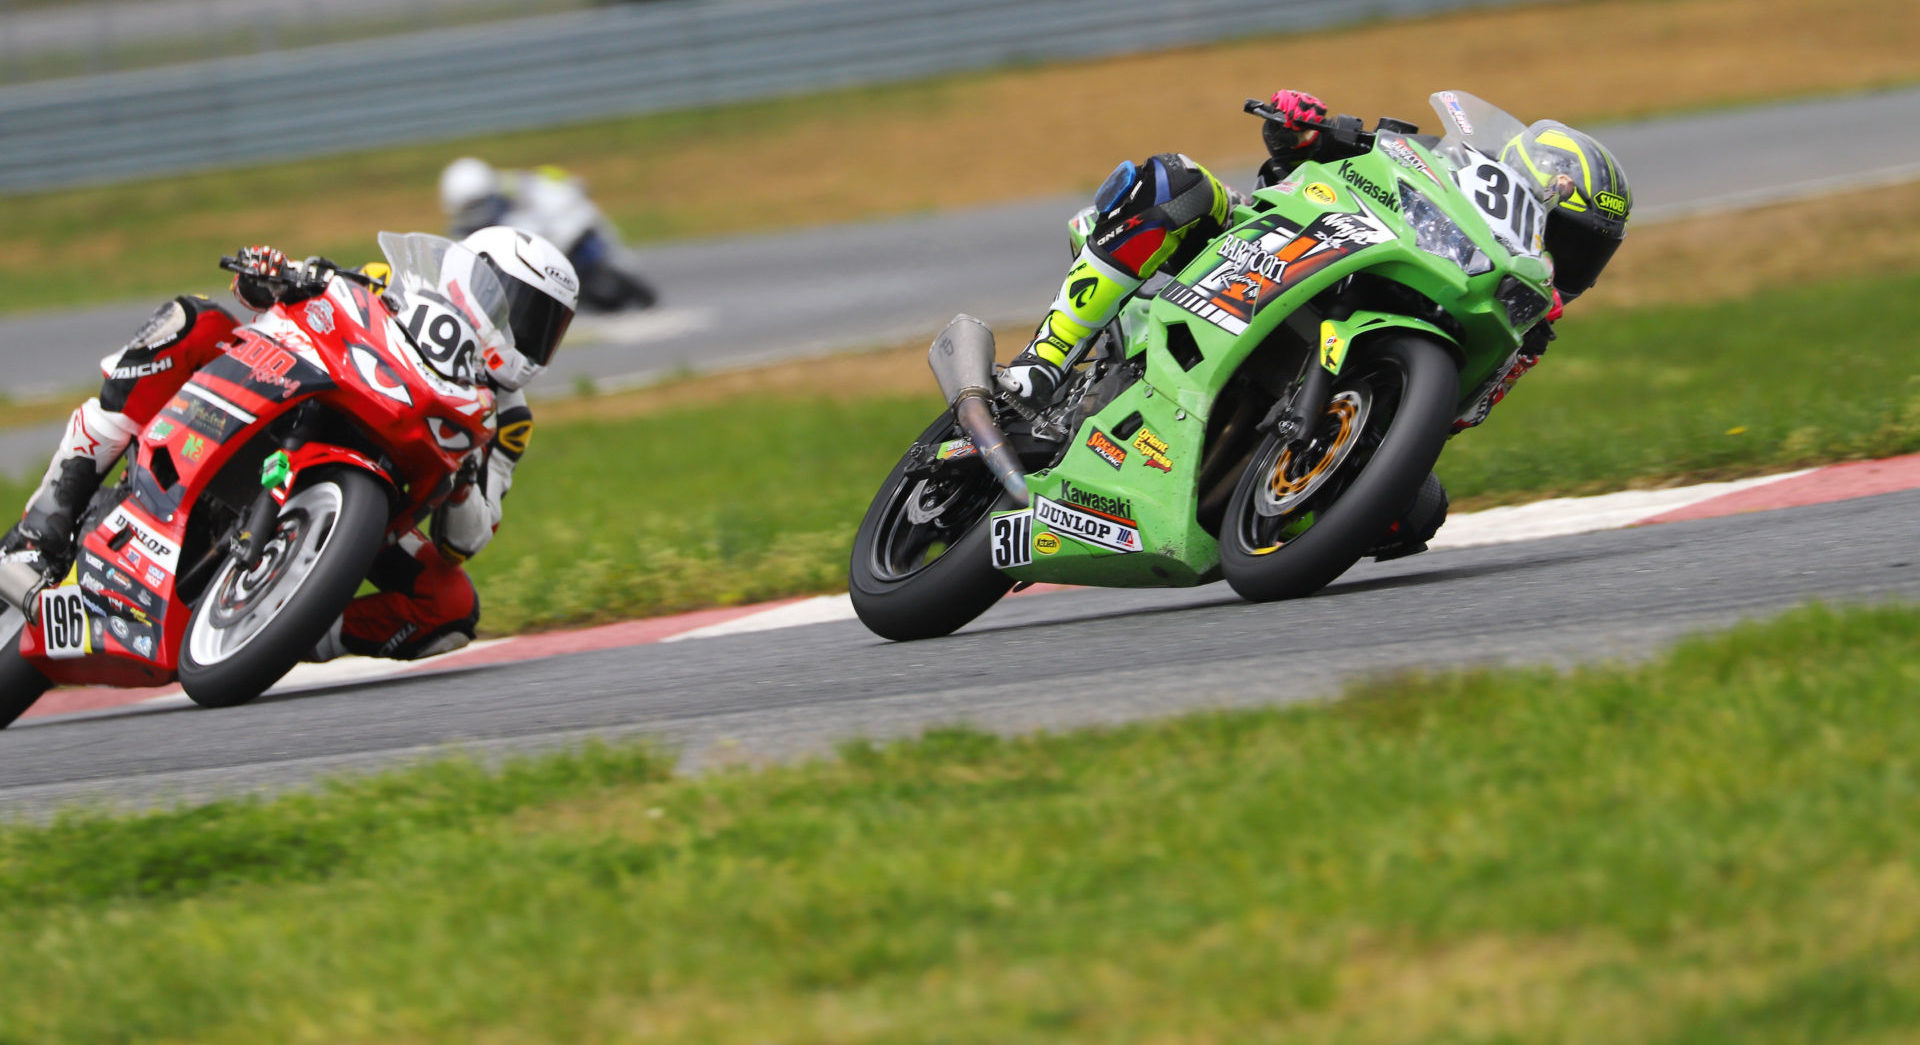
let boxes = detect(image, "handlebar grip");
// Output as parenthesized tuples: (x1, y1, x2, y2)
(218, 255, 242, 273)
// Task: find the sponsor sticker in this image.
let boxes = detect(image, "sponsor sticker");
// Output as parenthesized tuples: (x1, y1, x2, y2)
(1161, 211, 1391, 335)
(1440, 90, 1475, 134)
(103, 507, 181, 572)
(1034, 532, 1061, 555)
(1086, 429, 1127, 469)
(1132, 428, 1173, 473)
(1319, 320, 1349, 373)
(111, 357, 173, 381)
(1380, 134, 1439, 184)
(133, 634, 156, 658)
(182, 434, 207, 461)
(935, 438, 978, 462)
(1034, 495, 1141, 555)
(304, 298, 336, 334)
(145, 564, 166, 587)
(1304, 182, 1339, 205)
(1595, 190, 1628, 219)
(989, 508, 1034, 569)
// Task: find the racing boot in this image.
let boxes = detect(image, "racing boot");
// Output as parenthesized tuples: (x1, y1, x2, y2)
(2, 399, 139, 579)
(997, 249, 1142, 410)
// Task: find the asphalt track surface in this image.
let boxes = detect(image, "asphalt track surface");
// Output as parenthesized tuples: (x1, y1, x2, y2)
(2, 489, 1915, 818)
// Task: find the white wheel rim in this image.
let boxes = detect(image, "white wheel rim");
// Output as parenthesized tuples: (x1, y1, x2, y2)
(186, 482, 344, 667)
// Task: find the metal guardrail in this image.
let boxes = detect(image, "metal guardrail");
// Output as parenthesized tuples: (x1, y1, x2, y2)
(0, 0, 1546, 194)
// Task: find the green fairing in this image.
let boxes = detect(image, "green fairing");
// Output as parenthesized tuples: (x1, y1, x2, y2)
(1000, 129, 1553, 587)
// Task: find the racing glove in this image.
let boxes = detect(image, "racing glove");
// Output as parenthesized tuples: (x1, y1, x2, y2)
(230, 246, 333, 311)
(230, 245, 289, 310)
(1262, 89, 1327, 160)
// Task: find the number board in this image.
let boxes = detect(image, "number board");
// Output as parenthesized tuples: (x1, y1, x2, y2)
(989, 508, 1034, 570)
(400, 299, 480, 384)
(38, 587, 91, 659)
(1453, 158, 1546, 258)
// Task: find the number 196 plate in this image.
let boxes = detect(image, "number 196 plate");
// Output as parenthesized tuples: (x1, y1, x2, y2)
(38, 586, 91, 659)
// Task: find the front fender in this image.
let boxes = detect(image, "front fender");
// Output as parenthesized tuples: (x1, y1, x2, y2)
(1316, 310, 1460, 378)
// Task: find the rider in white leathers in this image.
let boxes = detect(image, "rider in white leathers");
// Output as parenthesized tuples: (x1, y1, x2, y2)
(439, 158, 657, 312)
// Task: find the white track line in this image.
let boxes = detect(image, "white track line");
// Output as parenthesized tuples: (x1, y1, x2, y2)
(1428, 470, 1817, 550)
(663, 594, 857, 641)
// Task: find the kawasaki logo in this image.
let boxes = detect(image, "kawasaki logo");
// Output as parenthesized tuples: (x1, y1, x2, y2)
(1337, 160, 1399, 212)
(1057, 479, 1134, 522)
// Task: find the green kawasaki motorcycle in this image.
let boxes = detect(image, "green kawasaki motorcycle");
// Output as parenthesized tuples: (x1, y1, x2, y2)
(851, 91, 1561, 641)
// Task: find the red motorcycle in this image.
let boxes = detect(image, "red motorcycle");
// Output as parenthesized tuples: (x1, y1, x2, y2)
(0, 233, 503, 724)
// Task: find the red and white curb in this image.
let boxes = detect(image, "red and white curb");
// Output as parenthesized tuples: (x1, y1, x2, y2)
(21, 452, 1920, 725)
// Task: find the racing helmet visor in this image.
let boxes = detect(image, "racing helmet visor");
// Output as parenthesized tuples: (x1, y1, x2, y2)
(1544, 213, 1623, 298)
(499, 274, 574, 367)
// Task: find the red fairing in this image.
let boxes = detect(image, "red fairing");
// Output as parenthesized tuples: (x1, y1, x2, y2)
(22, 278, 495, 686)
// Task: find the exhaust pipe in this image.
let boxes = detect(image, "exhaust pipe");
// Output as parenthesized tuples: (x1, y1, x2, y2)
(0, 559, 45, 623)
(928, 315, 1029, 507)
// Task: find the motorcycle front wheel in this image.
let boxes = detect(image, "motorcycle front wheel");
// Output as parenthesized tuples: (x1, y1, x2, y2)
(849, 414, 1014, 641)
(179, 469, 389, 708)
(1220, 334, 1458, 602)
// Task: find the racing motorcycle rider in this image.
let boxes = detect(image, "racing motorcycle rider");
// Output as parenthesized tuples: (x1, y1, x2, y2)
(439, 157, 656, 312)
(997, 89, 1632, 557)
(0, 227, 580, 662)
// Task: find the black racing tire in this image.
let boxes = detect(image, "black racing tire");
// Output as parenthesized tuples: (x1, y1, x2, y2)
(850, 414, 1014, 641)
(178, 469, 389, 708)
(0, 608, 52, 729)
(1220, 335, 1459, 602)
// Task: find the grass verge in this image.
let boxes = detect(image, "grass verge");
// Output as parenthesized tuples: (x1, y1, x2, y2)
(1, 0, 1916, 312)
(2, 602, 1917, 1041)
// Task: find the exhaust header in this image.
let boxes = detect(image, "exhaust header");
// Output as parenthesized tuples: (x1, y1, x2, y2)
(928, 315, 1029, 507)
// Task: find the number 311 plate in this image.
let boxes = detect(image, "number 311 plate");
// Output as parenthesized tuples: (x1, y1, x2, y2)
(989, 508, 1034, 570)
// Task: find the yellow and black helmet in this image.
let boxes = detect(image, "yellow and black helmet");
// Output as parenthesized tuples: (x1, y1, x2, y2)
(1502, 120, 1631, 298)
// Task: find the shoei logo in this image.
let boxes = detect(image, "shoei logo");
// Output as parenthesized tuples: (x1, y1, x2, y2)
(1595, 190, 1628, 219)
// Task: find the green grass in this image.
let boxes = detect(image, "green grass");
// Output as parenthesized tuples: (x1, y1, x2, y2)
(1438, 269, 1920, 503)
(1, 602, 1916, 1041)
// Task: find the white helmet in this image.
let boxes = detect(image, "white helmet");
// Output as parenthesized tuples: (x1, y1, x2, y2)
(459, 226, 580, 391)
(439, 157, 501, 223)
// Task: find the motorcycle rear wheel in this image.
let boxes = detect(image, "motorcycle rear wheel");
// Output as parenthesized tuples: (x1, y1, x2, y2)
(1220, 334, 1458, 602)
(0, 607, 51, 728)
(850, 414, 1013, 641)
(179, 469, 389, 708)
